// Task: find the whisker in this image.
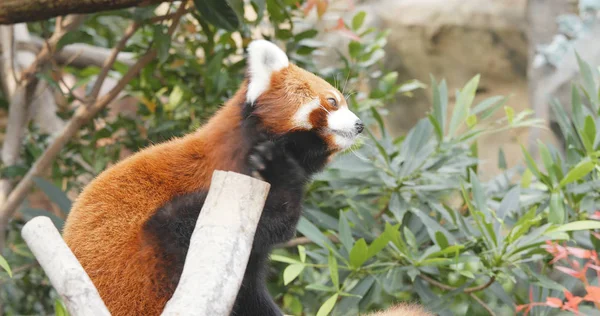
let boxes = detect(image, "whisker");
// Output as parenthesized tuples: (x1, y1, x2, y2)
(342, 69, 352, 96)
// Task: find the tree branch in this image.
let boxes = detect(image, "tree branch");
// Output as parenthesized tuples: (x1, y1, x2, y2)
(17, 37, 136, 68)
(0, 0, 178, 25)
(419, 274, 496, 294)
(21, 216, 110, 315)
(0, 1, 189, 249)
(162, 171, 270, 315)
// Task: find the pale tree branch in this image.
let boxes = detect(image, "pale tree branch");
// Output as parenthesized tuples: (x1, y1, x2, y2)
(0, 1, 190, 250)
(21, 216, 110, 315)
(17, 38, 136, 68)
(88, 22, 140, 101)
(162, 171, 270, 315)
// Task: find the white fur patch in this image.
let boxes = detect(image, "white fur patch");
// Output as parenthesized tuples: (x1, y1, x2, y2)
(246, 40, 289, 104)
(328, 106, 359, 131)
(328, 106, 361, 149)
(292, 98, 321, 129)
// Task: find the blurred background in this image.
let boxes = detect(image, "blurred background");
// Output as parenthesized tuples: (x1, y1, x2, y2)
(1, 0, 600, 315)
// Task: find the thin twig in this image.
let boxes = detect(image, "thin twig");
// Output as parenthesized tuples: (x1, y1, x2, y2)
(276, 235, 340, 248)
(88, 21, 140, 101)
(470, 293, 496, 316)
(148, 7, 194, 23)
(419, 273, 496, 294)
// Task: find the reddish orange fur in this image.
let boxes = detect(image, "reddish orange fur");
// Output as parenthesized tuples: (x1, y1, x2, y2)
(62, 62, 347, 315)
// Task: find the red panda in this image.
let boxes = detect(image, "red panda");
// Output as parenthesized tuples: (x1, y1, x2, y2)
(62, 39, 364, 316)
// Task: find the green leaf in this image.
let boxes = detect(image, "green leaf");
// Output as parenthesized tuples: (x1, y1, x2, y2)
(404, 227, 417, 252)
(298, 245, 306, 263)
(520, 145, 542, 179)
(549, 192, 565, 224)
(582, 115, 597, 153)
(431, 77, 448, 140)
(466, 114, 477, 128)
(497, 186, 520, 219)
(576, 52, 599, 111)
(0, 255, 12, 278)
(33, 177, 72, 214)
(505, 106, 515, 124)
(297, 217, 338, 253)
(550, 220, 600, 233)
(167, 86, 185, 111)
(538, 141, 557, 185)
(54, 299, 68, 316)
(352, 11, 367, 30)
(498, 148, 507, 170)
(472, 95, 508, 120)
(469, 169, 487, 214)
(194, 0, 240, 31)
(153, 25, 171, 65)
(521, 168, 533, 188)
(367, 233, 390, 259)
(435, 231, 449, 249)
(250, 0, 266, 22)
(349, 238, 368, 268)
(338, 211, 354, 252)
(271, 254, 301, 264)
(449, 74, 480, 136)
(56, 30, 93, 50)
(328, 252, 339, 290)
(559, 159, 595, 188)
(316, 293, 339, 316)
(283, 263, 305, 285)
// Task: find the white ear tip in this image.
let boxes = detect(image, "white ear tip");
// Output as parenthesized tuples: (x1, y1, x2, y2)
(246, 40, 290, 103)
(247, 39, 289, 71)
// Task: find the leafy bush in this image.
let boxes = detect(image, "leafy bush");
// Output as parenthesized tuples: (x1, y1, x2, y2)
(269, 51, 600, 316)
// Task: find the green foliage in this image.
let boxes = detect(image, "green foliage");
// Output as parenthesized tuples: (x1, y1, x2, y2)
(268, 38, 600, 316)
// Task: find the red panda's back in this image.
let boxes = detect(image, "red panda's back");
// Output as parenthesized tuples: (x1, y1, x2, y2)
(62, 133, 230, 314)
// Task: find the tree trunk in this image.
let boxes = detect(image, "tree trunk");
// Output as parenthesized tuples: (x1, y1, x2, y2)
(0, 0, 176, 25)
(526, 0, 576, 158)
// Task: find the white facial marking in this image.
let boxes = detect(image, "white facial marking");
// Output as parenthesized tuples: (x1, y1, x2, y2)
(246, 40, 289, 104)
(328, 106, 361, 149)
(330, 89, 343, 103)
(293, 98, 320, 129)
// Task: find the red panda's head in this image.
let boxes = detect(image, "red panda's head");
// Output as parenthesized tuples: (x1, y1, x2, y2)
(244, 40, 363, 154)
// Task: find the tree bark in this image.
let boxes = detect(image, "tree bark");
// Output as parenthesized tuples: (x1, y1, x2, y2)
(0, 0, 177, 25)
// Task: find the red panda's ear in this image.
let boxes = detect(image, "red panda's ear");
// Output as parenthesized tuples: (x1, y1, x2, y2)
(246, 40, 289, 104)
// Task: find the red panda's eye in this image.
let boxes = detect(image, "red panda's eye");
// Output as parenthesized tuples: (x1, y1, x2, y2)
(327, 98, 338, 108)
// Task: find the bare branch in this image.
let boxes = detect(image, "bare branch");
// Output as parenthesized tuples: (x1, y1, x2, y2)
(0, 0, 178, 25)
(21, 216, 111, 315)
(276, 235, 340, 248)
(17, 38, 136, 68)
(88, 22, 140, 101)
(162, 171, 270, 315)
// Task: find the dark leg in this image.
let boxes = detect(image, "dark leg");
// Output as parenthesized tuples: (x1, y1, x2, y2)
(231, 251, 282, 316)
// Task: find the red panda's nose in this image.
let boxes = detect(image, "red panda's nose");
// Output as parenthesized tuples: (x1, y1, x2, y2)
(355, 121, 364, 134)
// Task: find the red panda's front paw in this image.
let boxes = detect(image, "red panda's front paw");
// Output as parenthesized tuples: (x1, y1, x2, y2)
(248, 140, 276, 181)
